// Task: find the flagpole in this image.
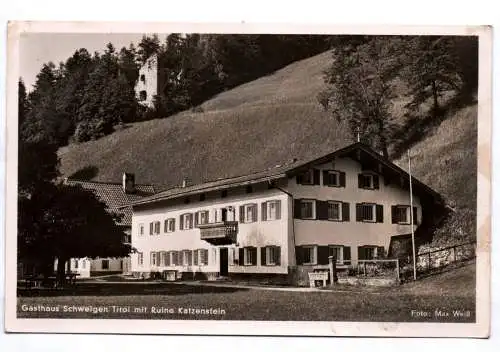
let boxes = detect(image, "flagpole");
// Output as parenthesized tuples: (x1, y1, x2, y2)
(408, 149, 417, 281)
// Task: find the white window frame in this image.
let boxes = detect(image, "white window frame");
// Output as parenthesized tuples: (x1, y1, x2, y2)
(198, 210, 209, 225)
(360, 203, 376, 222)
(325, 170, 341, 187)
(138, 252, 143, 266)
(138, 223, 144, 236)
(300, 200, 316, 220)
(243, 204, 257, 223)
(329, 245, 344, 264)
(360, 173, 375, 189)
(265, 246, 278, 266)
(243, 247, 255, 266)
(164, 218, 175, 233)
(266, 200, 280, 221)
(395, 205, 411, 224)
(300, 169, 314, 185)
(302, 246, 317, 265)
(327, 201, 343, 221)
(154, 221, 161, 235)
(181, 213, 193, 230)
(74, 259, 79, 269)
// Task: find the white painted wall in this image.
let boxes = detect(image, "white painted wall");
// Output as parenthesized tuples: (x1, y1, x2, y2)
(284, 157, 422, 263)
(134, 54, 158, 108)
(131, 186, 290, 275)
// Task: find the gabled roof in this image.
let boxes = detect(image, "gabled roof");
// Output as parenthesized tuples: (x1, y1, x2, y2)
(65, 179, 156, 226)
(130, 142, 443, 208)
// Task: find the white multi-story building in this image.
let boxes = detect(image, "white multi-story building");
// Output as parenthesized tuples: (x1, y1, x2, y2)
(129, 142, 443, 285)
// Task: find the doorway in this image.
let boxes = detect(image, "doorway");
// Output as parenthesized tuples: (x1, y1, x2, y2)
(219, 248, 229, 276)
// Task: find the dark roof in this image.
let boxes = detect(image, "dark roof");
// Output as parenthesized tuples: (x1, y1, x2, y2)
(65, 179, 155, 226)
(131, 142, 443, 208)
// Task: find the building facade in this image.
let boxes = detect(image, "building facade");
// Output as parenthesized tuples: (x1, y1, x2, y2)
(134, 54, 159, 109)
(129, 143, 442, 285)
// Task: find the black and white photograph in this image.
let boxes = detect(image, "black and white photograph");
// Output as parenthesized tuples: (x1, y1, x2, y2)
(4, 22, 492, 337)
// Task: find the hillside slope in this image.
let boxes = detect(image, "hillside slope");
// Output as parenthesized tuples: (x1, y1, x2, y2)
(59, 51, 353, 189)
(59, 49, 478, 221)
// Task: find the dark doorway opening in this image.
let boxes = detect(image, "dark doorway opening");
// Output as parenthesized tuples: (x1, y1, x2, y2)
(220, 248, 229, 276)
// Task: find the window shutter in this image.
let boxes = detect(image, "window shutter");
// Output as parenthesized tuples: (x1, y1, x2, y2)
(376, 204, 384, 223)
(339, 172, 346, 187)
(343, 246, 351, 264)
(294, 199, 301, 219)
(377, 246, 385, 258)
(358, 174, 363, 188)
(251, 204, 257, 222)
(251, 247, 257, 266)
(358, 246, 365, 260)
(317, 201, 328, 220)
(356, 204, 363, 221)
(313, 169, 320, 185)
(172, 219, 175, 231)
(275, 246, 281, 266)
(317, 246, 329, 265)
(342, 202, 350, 221)
(189, 214, 193, 228)
(179, 216, 184, 230)
(261, 202, 267, 221)
(413, 207, 418, 225)
(391, 206, 398, 223)
(373, 175, 380, 189)
(322, 170, 329, 185)
(295, 246, 304, 265)
(239, 248, 245, 266)
(276, 200, 281, 220)
(239, 206, 244, 223)
(194, 212, 199, 227)
(203, 249, 209, 265)
(149, 222, 154, 235)
(193, 250, 198, 265)
(164, 220, 168, 233)
(261, 247, 266, 266)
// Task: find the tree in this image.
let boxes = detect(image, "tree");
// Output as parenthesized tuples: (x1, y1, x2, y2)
(118, 44, 140, 88)
(401, 36, 463, 118)
(137, 34, 161, 64)
(18, 79, 29, 132)
(319, 37, 406, 158)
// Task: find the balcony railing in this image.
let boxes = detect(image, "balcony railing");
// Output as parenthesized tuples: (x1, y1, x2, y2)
(198, 221, 238, 245)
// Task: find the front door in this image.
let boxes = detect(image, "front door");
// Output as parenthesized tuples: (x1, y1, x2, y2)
(219, 248, 229, 276)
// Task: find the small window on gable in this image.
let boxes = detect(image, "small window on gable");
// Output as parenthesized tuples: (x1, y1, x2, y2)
(139, 90, 147, 101)
(323, 170, 346, 187)
(297, 169, 314, 185)
(358, 173, 379, 189)
(246, 185, 253, 194)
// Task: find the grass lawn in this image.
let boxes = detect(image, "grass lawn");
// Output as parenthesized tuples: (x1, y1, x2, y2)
(17, 264, 475, 322)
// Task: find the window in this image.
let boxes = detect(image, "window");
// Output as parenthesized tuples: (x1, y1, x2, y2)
(262, 200, 281, 221)
(392, 205, 417, 225)
(160, 252, 167, 266)
(297, 169, 314, 185)
(154, 221, 161, 235)
(193, 250, 199, 266)
(149, 222, 154, 235)
(262, 246, 281, 266)
(171, 251, 178, 266)
(302, 246, 316, 265)
(300, 200, 315, 219)
(180, 213, 193, 230)
(358, 173, 380, 189)
(101, 259, 109, 270)
(165, 252, 171, 266)
(244, 247, 257, 266)
(138, 223, 144, 236)
(140, 74, 145, 82)
(138, 252, 143, 266)
(199, 249, 209, 266)
(182, 250, 192, 266)
(195, 210, 209, 227)
(150, 252, 157, 266)
(229, 248, 238, 266)
(139, 90, 147, 101)
(74, 259, 78, 269)
(120, 260, 123, 270)
(221, 190, 228, 198)
(358, 246, 384, 260)
(329, 246, 343, 264)
(240, 204, 257, 223)
(327, 201, 342, 221)
(356, 203, 383, 223)
(323, 170, 344, 187)
(164, 218, 175, 233)
(199, 194, 205, 201)
(246, 185, 253, 193)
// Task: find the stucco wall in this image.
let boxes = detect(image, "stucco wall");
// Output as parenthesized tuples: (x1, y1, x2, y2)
(284, 157, 421, 263)
(131, 185, 290, 275)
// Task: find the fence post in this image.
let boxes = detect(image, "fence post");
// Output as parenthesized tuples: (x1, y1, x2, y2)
(396, 259, 400, 282)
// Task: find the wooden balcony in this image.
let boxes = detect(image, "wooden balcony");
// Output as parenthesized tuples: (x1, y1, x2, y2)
(198, 221, 238, 246)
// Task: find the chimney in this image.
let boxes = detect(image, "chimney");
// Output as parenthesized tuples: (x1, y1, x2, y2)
(123, 173, 136, 194)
